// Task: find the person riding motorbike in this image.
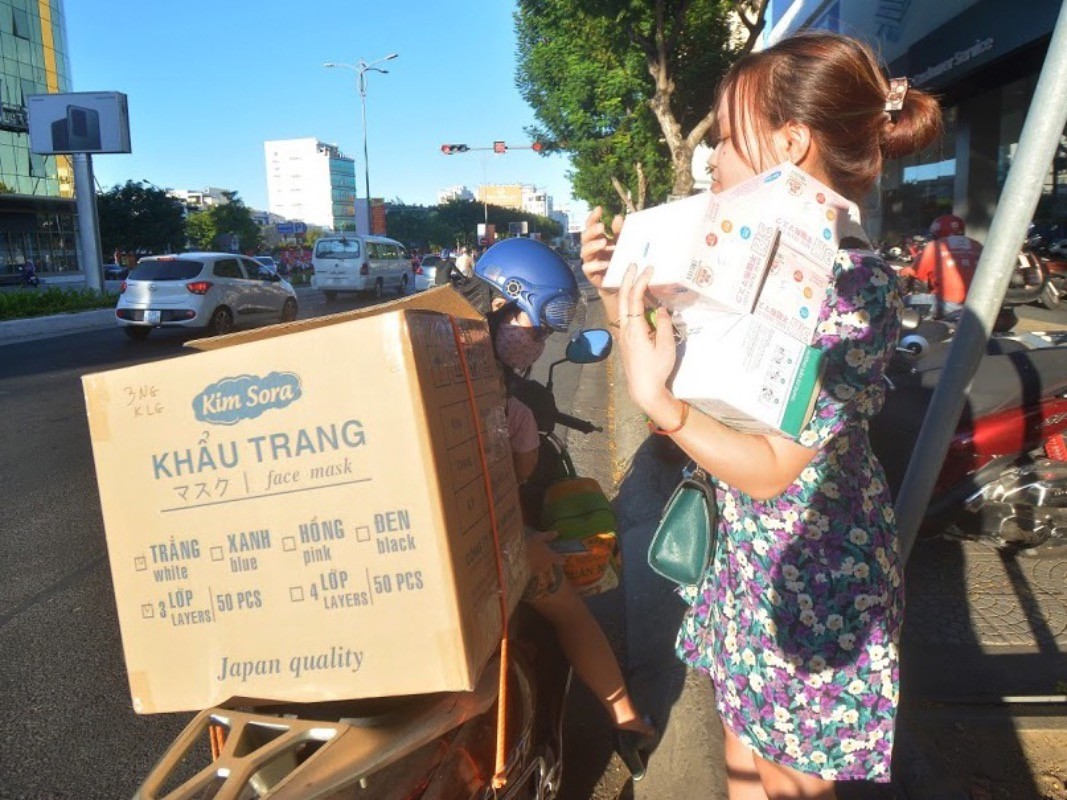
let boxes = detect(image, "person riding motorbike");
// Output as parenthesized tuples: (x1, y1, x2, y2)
(473, 237, 658, 780)
(899, 214, 983, 316)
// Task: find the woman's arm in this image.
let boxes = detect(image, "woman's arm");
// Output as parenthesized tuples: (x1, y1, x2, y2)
(643, 390, 817, 501)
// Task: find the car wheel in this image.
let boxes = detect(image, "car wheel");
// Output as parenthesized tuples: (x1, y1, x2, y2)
(281, 298, 298, 322)
(399, 273, 409, 296)
(208, 306, 234, 336)
(324, 290, 338, 301)
(124, 326, 151, 341)
(374, 278, 384, 301)
(1039, 279, 1061, 309)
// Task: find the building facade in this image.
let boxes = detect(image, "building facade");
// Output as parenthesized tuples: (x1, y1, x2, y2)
(478, 183, 554, 218)
(762, 0, 1065, 243)
(0, 0, 78, 277)
(264, 138, 356, 231)
(437, 184, 474, 203)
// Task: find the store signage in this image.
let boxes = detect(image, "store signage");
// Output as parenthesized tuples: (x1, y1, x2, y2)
(914, 37, 995, 85)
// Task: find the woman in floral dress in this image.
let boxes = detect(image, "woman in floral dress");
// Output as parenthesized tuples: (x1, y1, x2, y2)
(581, 33, 943, 798)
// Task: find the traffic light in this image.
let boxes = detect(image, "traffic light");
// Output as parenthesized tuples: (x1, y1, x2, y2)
(440, 144, 470, 155)
(531, 142, 544, 152)
(493, 140, 507, 154)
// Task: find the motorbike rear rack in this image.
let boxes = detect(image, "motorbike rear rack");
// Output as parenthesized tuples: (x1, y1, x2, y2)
(135, 658, 503, 800)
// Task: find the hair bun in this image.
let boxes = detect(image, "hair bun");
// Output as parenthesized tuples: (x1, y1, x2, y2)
(880, 87, 942, 160)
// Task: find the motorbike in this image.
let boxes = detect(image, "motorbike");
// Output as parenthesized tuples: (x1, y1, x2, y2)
(870, 310, 1067, 550)
(20, 263, 39, 288)
(133, 328, 614, 800)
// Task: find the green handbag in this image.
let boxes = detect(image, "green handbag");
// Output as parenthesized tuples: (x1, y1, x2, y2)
(647, 462, 717, 587)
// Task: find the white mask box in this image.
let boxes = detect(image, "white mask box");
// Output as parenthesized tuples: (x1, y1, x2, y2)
(671, 309, 823, 439)
(604, 163, 864, 341)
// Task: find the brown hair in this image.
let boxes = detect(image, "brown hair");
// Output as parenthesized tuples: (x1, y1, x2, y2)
(717, 32, 942, 202)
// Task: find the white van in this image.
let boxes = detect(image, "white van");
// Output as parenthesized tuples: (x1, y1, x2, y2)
(311, 234, 411, 300)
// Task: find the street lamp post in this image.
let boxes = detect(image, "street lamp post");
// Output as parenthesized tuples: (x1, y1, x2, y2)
(324, 53, 398, 234)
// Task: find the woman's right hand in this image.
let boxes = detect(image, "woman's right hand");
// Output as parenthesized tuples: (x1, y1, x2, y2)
(580, 206, 624, 290)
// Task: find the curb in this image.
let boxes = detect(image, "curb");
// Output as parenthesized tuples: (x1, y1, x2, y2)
(0, 308, 117, 346)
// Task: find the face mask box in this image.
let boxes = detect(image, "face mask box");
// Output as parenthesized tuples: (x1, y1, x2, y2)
(82, 287, 528, 714)
(603, 163, 862, 343)
(671, 309, 823, 438)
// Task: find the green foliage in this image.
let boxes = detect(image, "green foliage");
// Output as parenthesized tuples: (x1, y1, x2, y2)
(386, 200, 562, 252)
(515, 0, 740, 207)
(97, 181, 186, 255)
(185, 210, 216, 251)
(183, 191, 262, 253)
(0, 287, 118, 320)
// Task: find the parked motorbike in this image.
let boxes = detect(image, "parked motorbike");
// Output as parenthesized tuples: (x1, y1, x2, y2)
(20, 263, 39, 288)
(870, 311, 1067, 550)
(133, 329, 614, 800)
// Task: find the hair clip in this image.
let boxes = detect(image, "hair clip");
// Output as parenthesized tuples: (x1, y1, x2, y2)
(885, 77, 909, 113)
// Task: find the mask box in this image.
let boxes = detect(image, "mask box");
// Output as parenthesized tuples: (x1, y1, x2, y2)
(603, 163, 863, 343)
(671, 309, 823, 438)
(82, 287, 528, 713)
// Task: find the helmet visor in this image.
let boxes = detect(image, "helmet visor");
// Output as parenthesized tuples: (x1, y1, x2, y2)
(541, 293, 581, 332)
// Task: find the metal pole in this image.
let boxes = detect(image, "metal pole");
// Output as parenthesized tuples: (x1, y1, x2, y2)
(895, 0, 1067, 559)
(73, 153, 103, 291)
(482, 156, 489, 225)
(359, 68, 372, 235)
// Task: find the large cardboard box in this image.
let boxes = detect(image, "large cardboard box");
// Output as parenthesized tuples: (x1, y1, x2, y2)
(82, 288, 528, 714)
(671, 310, 823, 438)
(603, 163, 863, 344)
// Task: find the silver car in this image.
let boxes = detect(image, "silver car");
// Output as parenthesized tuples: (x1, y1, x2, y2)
(115, 252, 298, 340)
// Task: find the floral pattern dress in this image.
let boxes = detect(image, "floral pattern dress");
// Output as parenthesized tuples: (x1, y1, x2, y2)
(676, 250, 904, 783)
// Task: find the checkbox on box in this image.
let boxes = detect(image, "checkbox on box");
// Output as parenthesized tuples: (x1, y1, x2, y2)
(355, 525, 371, 543)
(134, 556, 147, 572)
(141, 604, 154, 619)
(210, 546, 224, 561)
(282, 536, 296, 552)
(289, 586, 304, 602)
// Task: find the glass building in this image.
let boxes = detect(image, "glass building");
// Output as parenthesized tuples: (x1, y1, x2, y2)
(0, 0, 78, 278)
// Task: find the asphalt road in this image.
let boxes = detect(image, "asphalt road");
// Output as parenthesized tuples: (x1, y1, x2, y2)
(0, 286, 585, 799)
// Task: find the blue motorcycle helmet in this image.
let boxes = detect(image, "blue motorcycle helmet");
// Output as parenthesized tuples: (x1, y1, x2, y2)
(474, 238, 581, 332)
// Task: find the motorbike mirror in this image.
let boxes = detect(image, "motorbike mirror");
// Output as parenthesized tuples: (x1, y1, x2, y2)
(565, 328, 613, 364)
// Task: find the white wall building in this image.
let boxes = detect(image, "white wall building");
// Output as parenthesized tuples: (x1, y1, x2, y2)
(264, 138, 356, 231)
(438, 185, 475, 203)
(522, 185, 551, 218)
(168, 187, 231, 211)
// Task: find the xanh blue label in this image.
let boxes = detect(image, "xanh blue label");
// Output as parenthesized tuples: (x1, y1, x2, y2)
(193, 372, 303, 426)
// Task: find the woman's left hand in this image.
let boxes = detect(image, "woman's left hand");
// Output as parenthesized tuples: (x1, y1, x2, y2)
(616, 264, 677, 412)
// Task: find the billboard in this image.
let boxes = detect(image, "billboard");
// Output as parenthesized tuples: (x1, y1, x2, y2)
(27, 92, 132, 155)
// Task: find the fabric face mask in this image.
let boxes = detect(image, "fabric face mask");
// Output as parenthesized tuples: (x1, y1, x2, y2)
(495, 321, 547, 371)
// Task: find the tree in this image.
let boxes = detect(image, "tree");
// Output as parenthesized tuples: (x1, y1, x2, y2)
(183, 190, 262, 253)
(97, 180, 186, 255)
(385, 200, 561, 253)
(515, 0, 769, 210)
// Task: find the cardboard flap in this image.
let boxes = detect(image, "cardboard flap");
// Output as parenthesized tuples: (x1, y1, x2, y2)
(185, 285, 484, 352)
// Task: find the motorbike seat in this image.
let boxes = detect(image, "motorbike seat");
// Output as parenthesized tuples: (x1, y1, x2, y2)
(883, 345, 1067, 429)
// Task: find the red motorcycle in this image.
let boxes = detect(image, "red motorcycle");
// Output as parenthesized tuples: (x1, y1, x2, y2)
(870, 314, 1067, 550)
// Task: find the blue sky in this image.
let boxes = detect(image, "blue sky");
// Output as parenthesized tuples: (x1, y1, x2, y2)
(64, 0, 585, 218)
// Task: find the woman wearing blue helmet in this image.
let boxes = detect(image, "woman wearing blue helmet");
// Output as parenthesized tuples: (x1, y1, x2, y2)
(474, 238, 658, 780)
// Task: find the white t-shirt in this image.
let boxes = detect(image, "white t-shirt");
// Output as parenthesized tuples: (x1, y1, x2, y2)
(455, 253, 474, 276)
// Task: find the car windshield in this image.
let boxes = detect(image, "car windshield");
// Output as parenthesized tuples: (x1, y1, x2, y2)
(255, 257, 275, 266)
(316, 239, 360, 259)
(129, 259, 203, 281)
(421, 255, 441, 266)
